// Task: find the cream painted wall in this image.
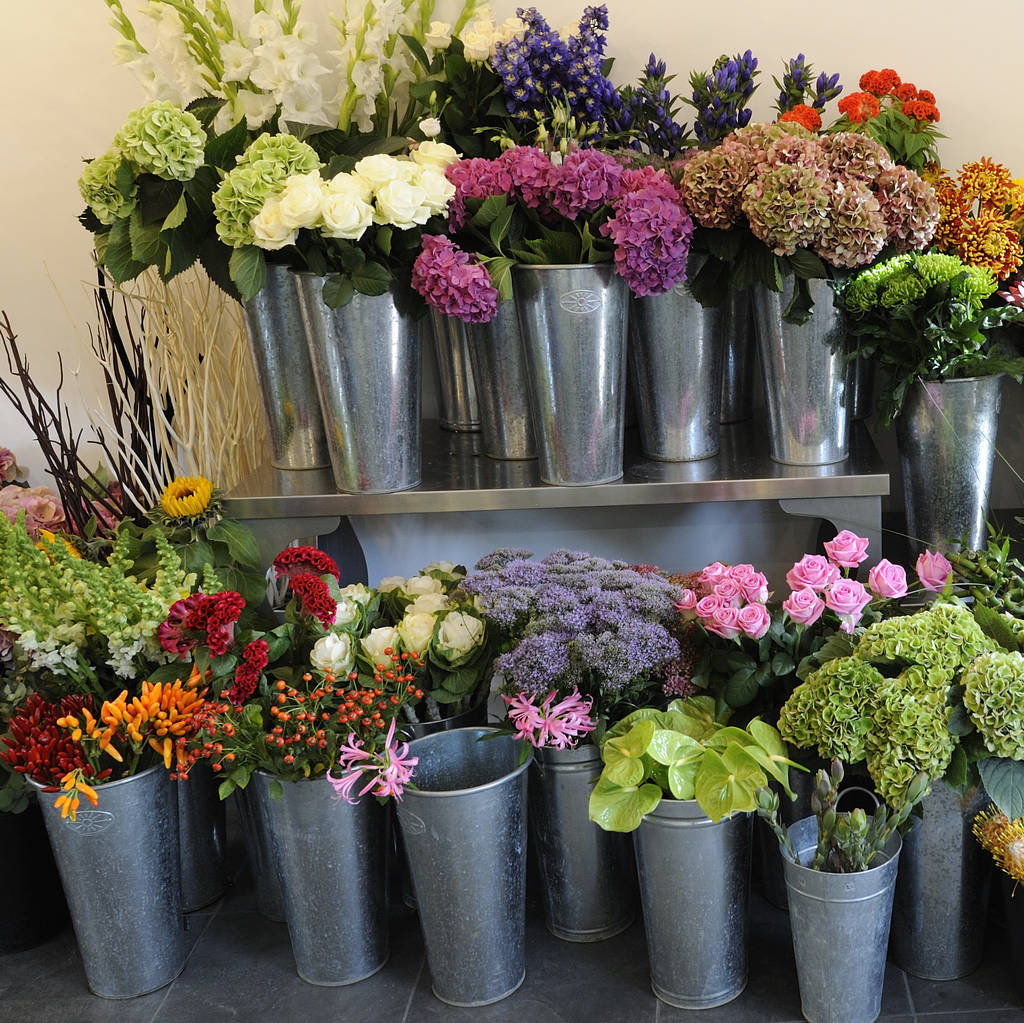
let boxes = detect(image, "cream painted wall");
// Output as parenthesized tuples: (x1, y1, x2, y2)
(2, 1, 1019, 483)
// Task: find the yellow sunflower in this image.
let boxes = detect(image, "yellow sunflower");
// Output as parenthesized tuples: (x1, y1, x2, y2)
(160, 475, 214, 521)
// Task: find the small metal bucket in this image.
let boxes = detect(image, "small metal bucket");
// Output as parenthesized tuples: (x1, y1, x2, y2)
(31, 766, 187, 998)
(889, 781, 991, 979)
(240, 263, 330, 470)
(430, 310, 481, 432)
(250, 771, 390, 986)
(628, 282, 724, 461)
(529, 743, 635, 941)
(513, 264, 628, 486)
(295, 276, 425, 494)
(396, 728, 531, 1006)
(177, 759, 227, 912)
(633, 800, 751, 1008)
(784, 815, 901, 1023)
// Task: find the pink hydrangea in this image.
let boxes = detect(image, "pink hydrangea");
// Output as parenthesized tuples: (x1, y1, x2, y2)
(619, 165, 681, 203)
(445, 158, 515, 231)
(814, 177, 888, 269)
(817, 133, 894, 182)
(548, 148, 624, 220)
(411, 235, 499, 324)
(874, 165, 940, 253)
(498, 146, 556, 213)
(679, 148, 754, 229)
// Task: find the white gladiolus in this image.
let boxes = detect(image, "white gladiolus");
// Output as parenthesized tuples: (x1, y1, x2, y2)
(251, 196, 298, 250)
(398, 612, 436, 655)
(311, 632, 355, 676)
(361, 626, 400, 665)
(235, 90, 278, 129)
(221, 40, 256, 83)
(248, 11, 283, 45)
(276, 171, 325, 231)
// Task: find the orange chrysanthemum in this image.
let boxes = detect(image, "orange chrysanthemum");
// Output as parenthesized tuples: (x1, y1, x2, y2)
(779, 104, 822, 132)
(838, 91, 881, 124)
(954, 210, 1022, 280)
(958, 157, 1016, 210)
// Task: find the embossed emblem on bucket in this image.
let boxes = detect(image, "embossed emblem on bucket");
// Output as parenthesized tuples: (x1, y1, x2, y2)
(65, 810, 115, 835)
(559, 290, 601, 314)
(399, 811, 426, 835)
(672, 281, 690, 298)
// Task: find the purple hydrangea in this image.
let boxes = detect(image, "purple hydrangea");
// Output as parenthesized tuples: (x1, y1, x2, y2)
(548, 148, 624, 219)
(411, 235, 499, 323)
(445, 158, 515, 231)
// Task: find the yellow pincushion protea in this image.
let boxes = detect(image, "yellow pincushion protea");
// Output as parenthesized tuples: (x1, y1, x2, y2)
(973, 807, 1024, 884)
(160, 475, 214, 522)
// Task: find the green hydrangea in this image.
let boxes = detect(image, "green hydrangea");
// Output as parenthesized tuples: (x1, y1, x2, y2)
(212, 132, 321, 247)
(78, 148, 136, 226)
(962, 650, 1024, 757)
(854, 602, 997, 669)
(115, 100, 207, 181)
(777, 656, 882, 763)
(741, 163, 830, 256)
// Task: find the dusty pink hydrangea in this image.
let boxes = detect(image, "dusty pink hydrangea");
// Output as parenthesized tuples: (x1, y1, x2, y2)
(618, 164, 681, 203)
(679, 148, 754, 229)
(0, 448, 23, 484)
(817, 133, 894, 182)
(0, 484, 66, 538)
(445, 157, 515, 231)
(547, 148, 624, 220)
(742, 163, 830, 255)
(720, 121, 812, 168)
(814, 177, 888, 268)
(411, 235, 499, 323)
(875, 165, 940, 252)
(764, 134, 828, 173)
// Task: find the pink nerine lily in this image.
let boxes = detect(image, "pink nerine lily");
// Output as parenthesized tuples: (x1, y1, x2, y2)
(327, 718, 418, 804)
(503, 687, 597, 750)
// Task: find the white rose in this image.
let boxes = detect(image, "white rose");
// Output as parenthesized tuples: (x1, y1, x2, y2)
(436, 612, 485, 661)
(321, 191, 373, 240)
(495, 18, 523, 44)
(310, 632, 355, 676)
(276, 171, 325, 231)
(251, 196, 298, 250)
(338, 583, 374, 607)
(377, 575, 406, 593)
(418, 117, 442, 139)
(403, 575, 445, 598)
(353, 153, 407, 190)
(424, 21, 452, 48)
(415, 167, 456, 217)
(327, 172, 374, 203)
(407, 592, 452, 615)
(374, 178, 430, 229)
(361, 626, 400, 665)
(334, 597, 360, 626)
(461, 29, 493, 62)
(398, 612, 437, 654)
(411, 140, 460, 171)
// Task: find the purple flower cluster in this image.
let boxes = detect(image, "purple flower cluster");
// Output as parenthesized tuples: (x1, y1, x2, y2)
(492, 5, 621, 141)
(411, 235, 499, 323)
(775, 54, 842, 113)
(613, 54, 689, 158)
(689, 50, 759, 144)
(549, 148, 623, 219)
(445, 158, 515, 231)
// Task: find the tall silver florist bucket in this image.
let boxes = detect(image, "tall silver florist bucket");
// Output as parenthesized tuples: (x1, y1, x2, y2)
(31, 766, 186, 999)
(430, 310, 480, 432)
(240, 263, 330, 470)
(464, 298, 537, 460)
(633, 800, 751, 1008)
(235, 784, 286, 922)
(889, 781, 991, 979)
(752, 278, 850, 465)
(897, 375, 1003, 554)
(250, 771, 390, 985)
(396, 728, 531, 1006)
(530, 743, 635, 941)
(629, 282, 724, 461)
(721, 289, 757, 424)
(784, 816, 901, 1023)
(513, 264, 628, 485)
(177, 759, 227, 912)
(295, 276, 425, 494)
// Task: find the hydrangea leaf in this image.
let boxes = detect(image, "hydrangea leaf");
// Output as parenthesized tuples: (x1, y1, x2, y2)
(978, 757, 1024, 820)
(588, 776, 662, 833)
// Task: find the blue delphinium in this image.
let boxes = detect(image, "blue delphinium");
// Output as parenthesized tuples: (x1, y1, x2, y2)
(613, 53, 690, 157)
(461, 548, 683, 723)
(687, 49, 760, 145)
(774, 54, 842, 114)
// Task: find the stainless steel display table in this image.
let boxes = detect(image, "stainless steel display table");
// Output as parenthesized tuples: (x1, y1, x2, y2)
(225, 421, 889, 572)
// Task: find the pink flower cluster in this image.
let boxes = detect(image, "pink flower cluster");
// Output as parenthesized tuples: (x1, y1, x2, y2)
(0, 484, 65, 539)
(675, 561, 772, 641)
(411, 235, 499, 324)
(328, 717, 418, 803)
(0, 448, 24, 485)
(503, 686, 597, 750)
(158, 591, 246, 657)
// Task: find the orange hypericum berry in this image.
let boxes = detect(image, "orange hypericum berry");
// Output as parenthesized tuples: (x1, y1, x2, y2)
(212, 762, 222, 772)
(276, 680, 287, 691)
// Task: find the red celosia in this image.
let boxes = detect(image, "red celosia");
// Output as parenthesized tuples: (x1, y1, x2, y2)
(901, 100, 940, 123)
(917, 89, 936, 105)
(894, 82, 918, 102)
(838, 92, 881, 123)
(227, 639, 270, 706)
(273, 545, 340, 582)
(202, 592, 246, 656)
(859, 68, 901, 96)
(159, 591, 245, 658)
(779, 104, 822, 132)
(288, 572, 336, 629)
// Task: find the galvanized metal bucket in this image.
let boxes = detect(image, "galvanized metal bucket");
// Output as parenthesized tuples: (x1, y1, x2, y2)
(295, 276, 425, 494)
(897, 375, 1003, 554)
(633, 800, 751, 1009)
(396, 728, 532, 1006)
(889, 780, 991, 979)
(628, 282, 724, 461)
(30, 766, 186, 998)
(751, 278, 850, 465)
(530, 743, 635, 941)
(430, 309, 481, 432)
(250, 771, 390, 985)
(720, 289, 757, 424)
(784, 815, 901, 1023)
(240, 263, 330, 470)
(756, 763, 820, 910)
(235, 784, 286, 922)
(513, 264, 628, 486)
(177, 759, 227, 912)
(464, 298, 537, 460)
(849, 356, 877, 421)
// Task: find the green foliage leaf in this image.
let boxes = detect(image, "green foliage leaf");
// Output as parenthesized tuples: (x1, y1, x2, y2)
(162, 193, 189, 231)
(973, 602, 1023, 651)
(129, 207, 164, 265)
(724, 668, 759, 708)
(489, 202, 515, 253)
(944, 743, 969, 790)
(468, 194, 513, 231)
(207, 518, 261, 569)
(139, 176, 184, 225)
(205, 117, 249, 170)
(588, 776, 662, 832)
(788, 248, 828, 280)
(229, 245, 267, 301)
(647, 728, 699, 766)
(601, 720, 656, 787)
(104, 217, 148, 283)
(182, 537, 216, 575)
(375, 225, 393, 257)
(484, 257, 516, 302)
(115, 158, 135, 199)
(978, 757, 1024, 819)
(198, 234, 240, 300)
(351, 261, 392, 296)
(702, 228, 744, 262)
(401, 32, 432, 72)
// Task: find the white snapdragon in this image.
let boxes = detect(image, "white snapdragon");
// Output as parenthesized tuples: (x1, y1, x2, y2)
(276, 171, 325, 230)
(251, 195, 299, 250)
(398, 612, 437, 655)
(311, 632, 355, 675)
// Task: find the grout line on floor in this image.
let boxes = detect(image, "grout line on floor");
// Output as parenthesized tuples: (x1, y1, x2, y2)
(399, 953, 427, 1023)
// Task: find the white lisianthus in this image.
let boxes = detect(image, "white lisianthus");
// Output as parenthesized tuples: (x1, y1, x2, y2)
(361, 626, 400, 665)
(327, 171, 374, 203)
(221, 41, 256, 83)
(411, 141, 460, 170)
(407, 592, 452, 615)
(436, 612, 486, 662)
(415, 167, 456, 217)
(374, 178, 430, 229)
(251, 196, 298, 250)
(334, 597, 360, 626)
(398, 612, 437, 655)
(311, 632, 355, 676)
(403, 575, 445, 598)
(320, 191, 373, 240)
(339, 583, 374, 606)
(377, 575, 406, 593)
(424, 21, 452, 48)
(461, 29, 493, 62)
(418, 117, 442, 139)
(277, 171, 325, 230)
(353, 153, 406, 190)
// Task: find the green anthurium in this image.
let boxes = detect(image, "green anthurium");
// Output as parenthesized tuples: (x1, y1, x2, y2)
(647, 728, 700, 766)
(666, 695, 719, 740)
(588, 776, 663, 833)
(600, 719, 656, 788)
(667, 747, 703, 801)
(694, 744, 768, 822)
(706, 726, 760, 752)
(604, 707, 663, 744)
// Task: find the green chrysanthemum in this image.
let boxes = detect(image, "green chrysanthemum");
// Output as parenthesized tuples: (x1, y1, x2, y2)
(116, 101, 207, 182)
(78, 148, 136, 226)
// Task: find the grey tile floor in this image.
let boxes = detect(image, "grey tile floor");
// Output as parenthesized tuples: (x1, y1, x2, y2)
(3, 811, 1024, 1023)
